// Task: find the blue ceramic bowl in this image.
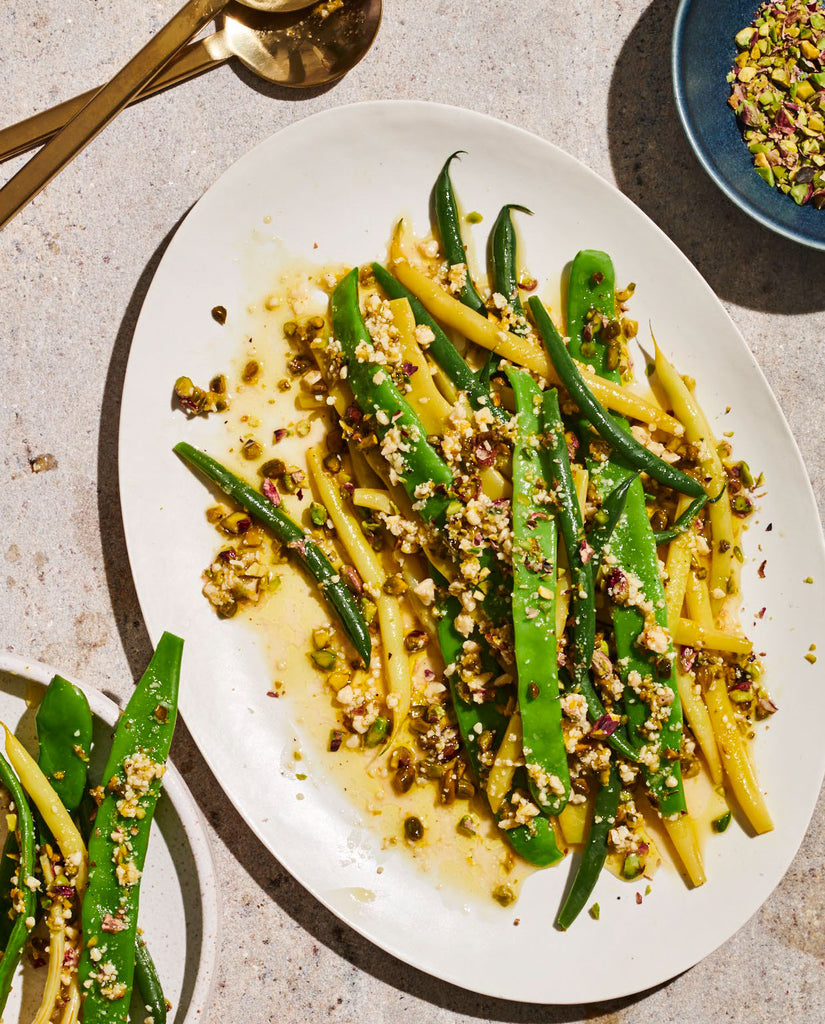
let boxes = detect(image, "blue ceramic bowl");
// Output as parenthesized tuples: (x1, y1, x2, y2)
(673, 0, 825, 250)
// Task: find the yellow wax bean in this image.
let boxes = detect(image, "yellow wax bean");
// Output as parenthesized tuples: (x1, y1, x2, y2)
(654, 343, 737, 607)
(399, 558, 440, 644)
(664, 496, 693, 624)
(675, 669, 723, 787)
(32, 905, 66, 1024)
(704, 674, 773, 834)
(390, 297, 454, 434)
(307, 448, 383, 591)
(390, 297, 512, 501)
(352, 487, 395, 515)
(671, 618, 752, 655)
(555, 568, 571, 641)
(558, 798, 590, 845)
(59, 980, 81, 1024)
(307, 449, 411, 738)
(685, 569, 714, 630)
(2, 725, 87, 893)
(348, 445, 384, 491)
(487, 713, 522, 815)
(663, 814, 706, 887)
(571, 466, 589, 518)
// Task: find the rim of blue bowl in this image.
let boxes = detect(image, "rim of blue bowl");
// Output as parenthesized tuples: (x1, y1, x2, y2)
(672, 0, 825, 251)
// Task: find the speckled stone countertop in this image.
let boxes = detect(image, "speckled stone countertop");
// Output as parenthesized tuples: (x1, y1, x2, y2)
(2, 1, 824, 1021)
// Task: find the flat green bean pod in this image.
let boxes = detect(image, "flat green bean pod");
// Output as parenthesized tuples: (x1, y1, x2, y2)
(563, 251, 686, 818)
(78, 632, 183, 1024)
(507, 368, 569, 816)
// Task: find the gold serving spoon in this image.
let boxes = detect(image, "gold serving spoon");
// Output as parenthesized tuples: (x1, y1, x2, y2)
(0, 0, 382, 164)
(0, 0, 353, 231)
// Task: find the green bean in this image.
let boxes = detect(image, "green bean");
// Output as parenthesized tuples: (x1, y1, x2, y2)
(174, 442, 371, 667)
(370, 262, 505, 419)
(0, 751, 36, 1016)
(555, 764, 620, 930)
(333, 268, 453, 523)
(79, 631, 182, 1024)
(134, 938, 167, 1024)
(490, 204, 532, 334)
(539, 388, 595, 691)
(587, 472, 639, 579)
(0, 833, 15, 951)
(539, 389, 639, 764)
(432, 152, 487, 315)
(507, 368, 569, 816)
(528, 295, 705, 500)
(436, 592, 508, 782)
(652, 492, 709, 544)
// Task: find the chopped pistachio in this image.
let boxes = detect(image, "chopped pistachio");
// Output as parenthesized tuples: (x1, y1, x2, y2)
(404, 816, 424, 842)
(622, 853, 644, 879)
(492, 884, 516, 907)
(383, 574, 408, 596)
(712, 811, 732, 833)
(309, 502, 328, 526)
(457, 813, 479, 837)
(310, 648, 337, 671)
(241, 360, 260, 383)
(220, 511, 251, 535)
(240, 438, 263, 461)
(365, 717, 389, 747)
(30, 453, 58, 473)
(312, 627, 332, 649)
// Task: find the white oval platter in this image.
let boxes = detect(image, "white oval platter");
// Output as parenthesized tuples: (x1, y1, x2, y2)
(117, 100, 825, 1003)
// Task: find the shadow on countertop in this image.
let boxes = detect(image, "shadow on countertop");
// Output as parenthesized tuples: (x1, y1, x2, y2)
(608, 0, 825, 315)
(95, 222, 659, 1024)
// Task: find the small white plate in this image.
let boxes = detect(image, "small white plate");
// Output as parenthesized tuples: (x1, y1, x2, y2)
(0, 653, 218, 1022)
(118, 101, 825, 1003)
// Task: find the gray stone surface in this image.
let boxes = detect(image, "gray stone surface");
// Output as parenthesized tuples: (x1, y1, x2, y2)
(1, 1, 824, 1021)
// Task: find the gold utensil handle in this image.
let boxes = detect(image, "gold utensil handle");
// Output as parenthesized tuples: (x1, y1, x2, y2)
(0, 0, 227, 231)
(0, 34, 231, 165)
